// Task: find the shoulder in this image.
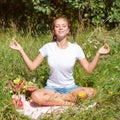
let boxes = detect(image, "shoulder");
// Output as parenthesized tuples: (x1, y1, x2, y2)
(43, 42, 56, 47)
(69, 42, 83, 50)
(39, 42, 56, 57)
(69, 42, 85, 59)
(41, 42, 56, 49)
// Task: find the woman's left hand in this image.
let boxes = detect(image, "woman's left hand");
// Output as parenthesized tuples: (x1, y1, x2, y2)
(98, 43, 110, 55)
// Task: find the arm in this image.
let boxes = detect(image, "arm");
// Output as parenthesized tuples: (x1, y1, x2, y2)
(9, 40, 44, 71)
(79, 44, 110, 74)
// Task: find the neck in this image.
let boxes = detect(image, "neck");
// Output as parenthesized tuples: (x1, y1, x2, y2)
(56, 39, 68, 49)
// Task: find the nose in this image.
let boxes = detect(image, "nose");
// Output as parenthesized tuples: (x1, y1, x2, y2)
(59, 26, 63, 30)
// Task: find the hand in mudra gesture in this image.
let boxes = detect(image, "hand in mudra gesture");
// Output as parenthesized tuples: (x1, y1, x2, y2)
(9, 40, 23, 52)
(98, 43, 110, 55)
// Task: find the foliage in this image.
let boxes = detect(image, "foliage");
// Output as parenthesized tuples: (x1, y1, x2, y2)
(107, 0, 120, 23)
(32, 0, 53, 15)
(0, 0, 120, 34)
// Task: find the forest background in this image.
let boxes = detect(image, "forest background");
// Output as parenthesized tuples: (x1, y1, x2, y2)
(0, 0, 120, 33)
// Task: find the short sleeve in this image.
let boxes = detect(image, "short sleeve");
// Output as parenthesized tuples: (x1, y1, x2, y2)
(39, 44, 48, 57)
(75, 44, 85, 60)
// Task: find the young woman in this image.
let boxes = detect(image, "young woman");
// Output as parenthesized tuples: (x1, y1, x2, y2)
(9, 16, 110, 106)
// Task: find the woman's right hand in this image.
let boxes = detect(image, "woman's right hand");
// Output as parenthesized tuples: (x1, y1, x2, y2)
(9, 40, 23, 52)
(9, 40, 44, 71)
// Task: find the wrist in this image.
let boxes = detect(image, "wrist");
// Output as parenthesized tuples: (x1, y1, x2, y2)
(19, 48, 24, 54)
(96, 51, 101, 56)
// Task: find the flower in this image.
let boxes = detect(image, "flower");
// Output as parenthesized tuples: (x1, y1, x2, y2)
(6, 77, 38, 109)
(13, 78, 21, 84)
(6, 77, 38, 95)
(108, 91, 113, 95)
(78, 93, 87, 99)
(12, 95, 23, 108)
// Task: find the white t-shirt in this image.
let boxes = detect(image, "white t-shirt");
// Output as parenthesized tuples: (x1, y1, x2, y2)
(39, 42, 85, 88)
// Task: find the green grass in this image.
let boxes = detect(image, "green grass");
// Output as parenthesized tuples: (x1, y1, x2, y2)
(0, 27, 120, 120)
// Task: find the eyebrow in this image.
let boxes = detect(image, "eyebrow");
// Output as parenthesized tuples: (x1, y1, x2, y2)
(55, 23, 67, 26)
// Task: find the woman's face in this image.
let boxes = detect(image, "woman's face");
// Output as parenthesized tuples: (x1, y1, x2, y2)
(53, 18, 70, 40)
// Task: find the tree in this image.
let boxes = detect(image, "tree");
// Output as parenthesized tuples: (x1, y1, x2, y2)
(0, 0, 119, 33)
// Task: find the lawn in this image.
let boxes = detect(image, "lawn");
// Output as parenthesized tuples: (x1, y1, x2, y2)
(0, 27, 120, 120)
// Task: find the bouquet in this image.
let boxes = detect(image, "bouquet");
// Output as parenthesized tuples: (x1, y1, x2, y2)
(6, 77, 38, 108)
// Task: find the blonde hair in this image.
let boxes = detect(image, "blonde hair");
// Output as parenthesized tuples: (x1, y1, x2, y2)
(52, 16, 70, 41)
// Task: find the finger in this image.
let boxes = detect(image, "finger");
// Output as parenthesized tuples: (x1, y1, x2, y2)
(11, 40, 18, 47)
(10, 40, 15, 45)
(13, 41, 17, 46)
(104, 43, 109, 49)
(9, 42, 14, 47)
(9, 41, 17, 48)
(104, 44, 110, 53)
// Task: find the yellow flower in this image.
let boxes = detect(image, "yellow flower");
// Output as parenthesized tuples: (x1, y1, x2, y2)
(78, 93, 87, 99)
(108, 91, 113, 95)
(22, 86, 27, 91)
(13, 78, 20, 84)
(22, 89, 26, 93)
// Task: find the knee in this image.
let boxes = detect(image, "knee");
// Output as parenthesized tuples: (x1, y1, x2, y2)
(31, 90, 44, 105)
(88, 88, 96, 97)
(31, 90, 38, 101)
(31, 90, 38, 100)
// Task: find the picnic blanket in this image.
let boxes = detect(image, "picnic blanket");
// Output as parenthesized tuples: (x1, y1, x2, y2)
(15, 95, 97, 120)
(16, 95, 68, 120)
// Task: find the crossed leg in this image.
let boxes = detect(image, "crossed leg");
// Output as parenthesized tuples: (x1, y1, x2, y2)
(31, 87, 96, 106)
(31, 88, 75, 106)
(70, 87, 96, 103)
